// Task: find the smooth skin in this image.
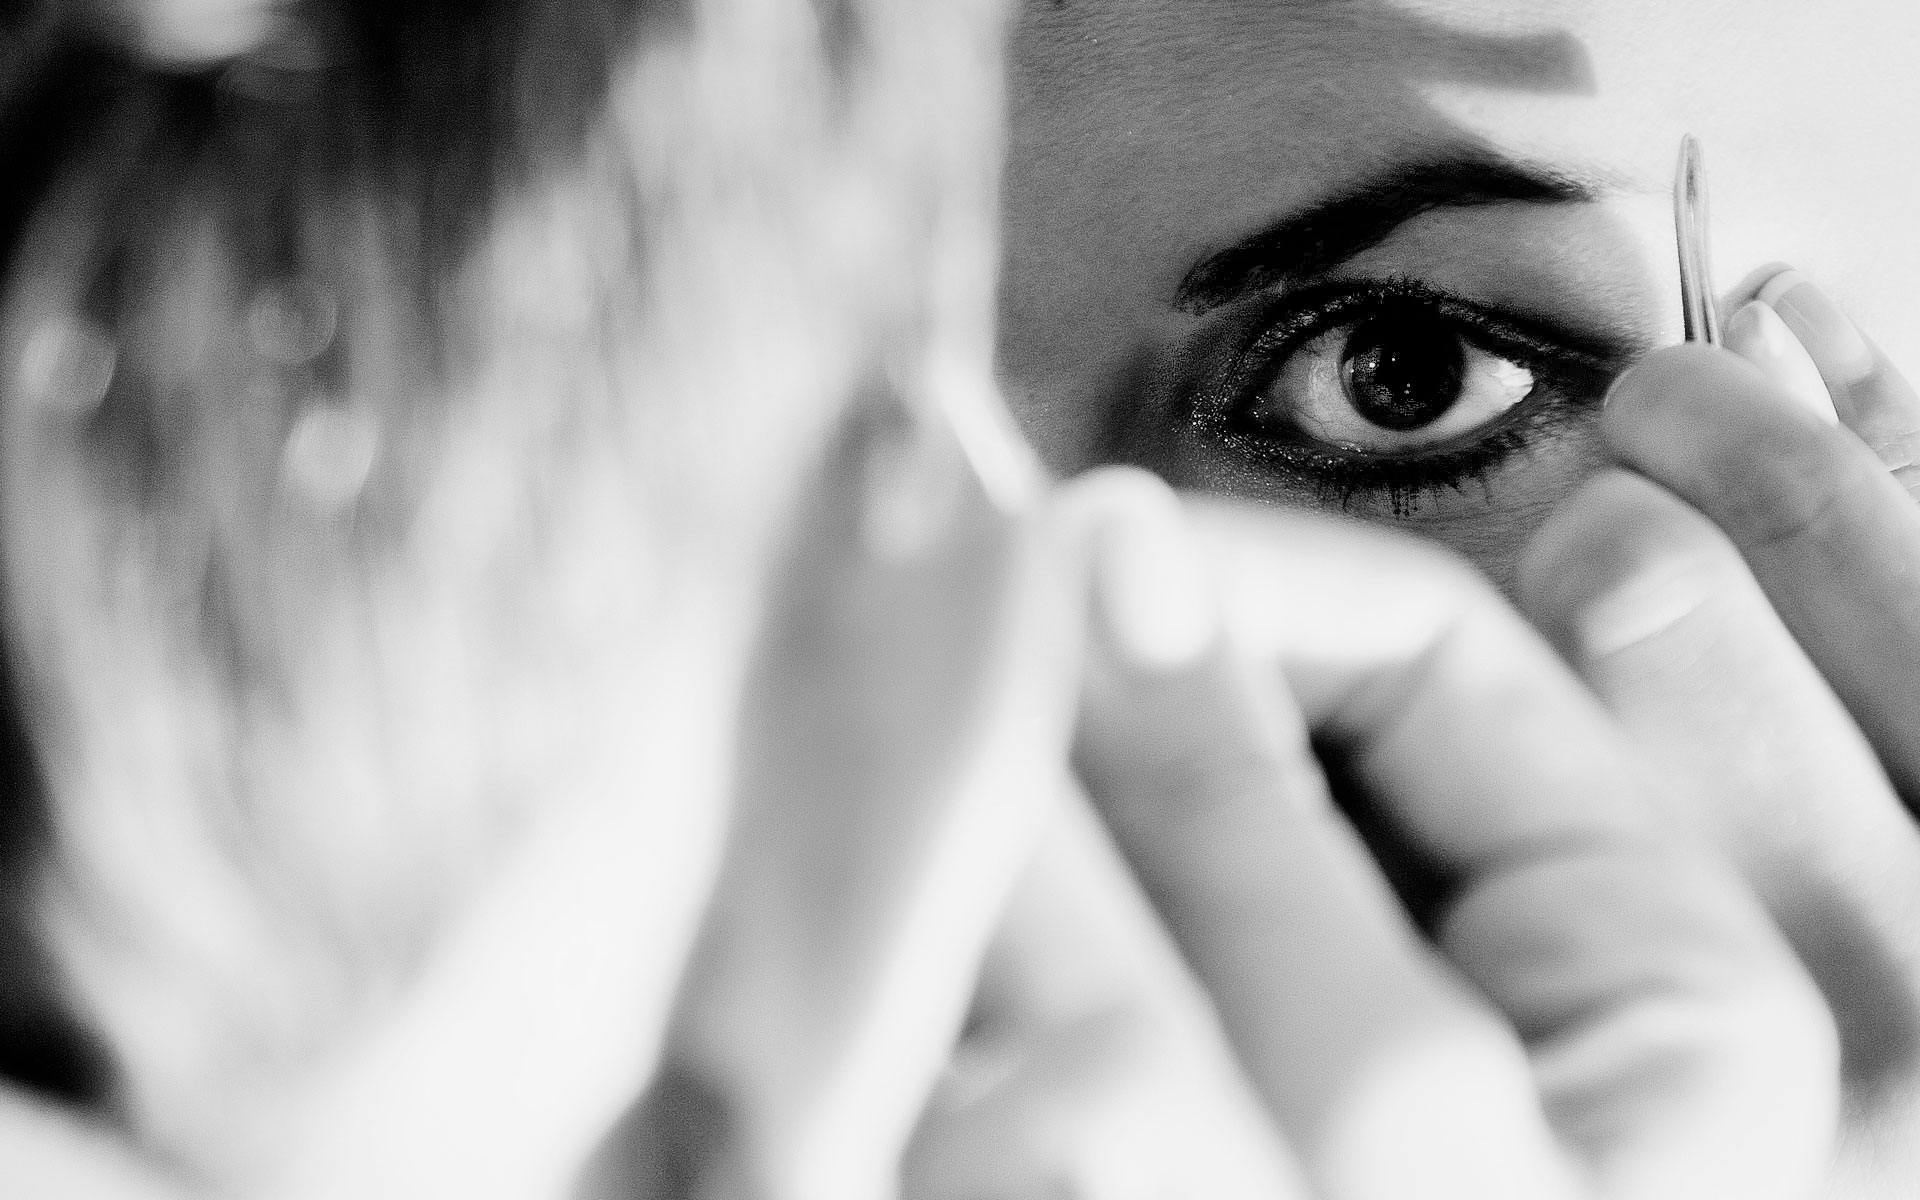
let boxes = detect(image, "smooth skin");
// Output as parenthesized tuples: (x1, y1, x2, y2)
(1522, 271, 1920, 1195)
(906, 469, 1836, 1200)
(998, 5, 1920, 1191)
(1000, 0, 1920, 587)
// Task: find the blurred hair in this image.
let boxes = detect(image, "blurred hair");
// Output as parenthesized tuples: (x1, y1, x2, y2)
(0, 0, 1007, 1179)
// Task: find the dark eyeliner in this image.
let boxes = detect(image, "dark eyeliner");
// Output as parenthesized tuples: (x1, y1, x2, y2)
(1188, 277, 1625, 514)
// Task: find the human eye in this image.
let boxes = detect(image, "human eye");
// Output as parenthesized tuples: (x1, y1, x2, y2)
(1189, 278, 1623, 514)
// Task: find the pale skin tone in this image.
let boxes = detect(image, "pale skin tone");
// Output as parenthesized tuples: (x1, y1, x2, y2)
(998, 0, 1920, 585)
(993, 0, 1920, 1195)
(0, 2, 1897, 1198)
(1523, 321, 1920, 1196)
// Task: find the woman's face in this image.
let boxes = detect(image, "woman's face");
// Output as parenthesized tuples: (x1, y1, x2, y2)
(999, 0, 1920, 586)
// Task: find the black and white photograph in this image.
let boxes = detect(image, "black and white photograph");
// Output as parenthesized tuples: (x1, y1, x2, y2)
(2, 2, 1918, 1197)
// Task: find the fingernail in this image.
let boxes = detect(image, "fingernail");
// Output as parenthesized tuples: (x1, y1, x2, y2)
(1757, 270, 1875, 385)
(928, 361, 1046, 517)
(1729, 260, 1797, 306)
(1601, 367, 1634, 411)
(1724, 300, 1839, 425)
(247, 276, 338, 365)
(1093, 487, 1216, 671)
(19, 316, 117, 414)
(856, 380, 971, 562)
(280, 401, 380, 510)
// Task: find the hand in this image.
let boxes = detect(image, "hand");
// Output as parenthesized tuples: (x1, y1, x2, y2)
(0, 1085, 191, 1199)
(904, 795, 1311, 1200)
(913, 468, 1834, 1200)
(668, 381, 1084, 1200)
(0, 375, 1061, 1200)
(1518, 269, 1920, 1193)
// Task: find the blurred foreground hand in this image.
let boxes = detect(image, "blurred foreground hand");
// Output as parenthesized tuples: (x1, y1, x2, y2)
(899, 470, 1835, 1200)
(0, 413, 1841, 1199)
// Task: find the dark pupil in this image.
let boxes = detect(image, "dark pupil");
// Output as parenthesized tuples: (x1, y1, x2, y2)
(1340, 313, 1465, 431)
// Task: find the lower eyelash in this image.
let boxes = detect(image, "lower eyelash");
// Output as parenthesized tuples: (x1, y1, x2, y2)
(1213, 395, 1576, 517)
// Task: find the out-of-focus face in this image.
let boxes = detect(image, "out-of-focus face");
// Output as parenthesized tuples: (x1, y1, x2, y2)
(0, 0, 1010, 1180)
(1000, 0, 1920, 586)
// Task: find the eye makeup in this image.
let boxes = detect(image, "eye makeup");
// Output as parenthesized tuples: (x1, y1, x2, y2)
(1184, 276, 1623, 515)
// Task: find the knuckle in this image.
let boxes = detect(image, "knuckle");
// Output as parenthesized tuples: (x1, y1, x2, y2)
(1117, 742, 1291, 836)
(1895, 462, 1920, 505)
(1859, 415, 1920, 475)
(1697, 426, 1866, 558)
(1519, 471, 1716, 620)
(1842, 355, 1913, 409)
(1099, 733, 1321, 887)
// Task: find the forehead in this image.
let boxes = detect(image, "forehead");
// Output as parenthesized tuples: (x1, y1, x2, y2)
(1012, 0, 1920, 364)
(1018, 0, 1914, 192)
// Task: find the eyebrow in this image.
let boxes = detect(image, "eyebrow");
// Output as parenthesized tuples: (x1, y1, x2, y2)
(1173, 153, 1599, 314)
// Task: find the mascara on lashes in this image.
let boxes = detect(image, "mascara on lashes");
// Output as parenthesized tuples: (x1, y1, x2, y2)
(1189, 277, 1623, 509)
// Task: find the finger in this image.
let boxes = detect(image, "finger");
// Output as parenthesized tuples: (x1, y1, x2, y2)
(1519, 469, 1920, 1123)
(1189, 500, 1838, 1200)
(905, 793, 1312, 1200)
(1072, 469, 1590, 1200)
(1722, 299, 1837, 425)
(1600, 344, 1920, 808)
(80, 0, 282, 64)
(672, 382, 1080, 1200)
(0, 1085, 189, 1199)
(364, 386, 1047, 1200)
(1757, 270, 1920, 494)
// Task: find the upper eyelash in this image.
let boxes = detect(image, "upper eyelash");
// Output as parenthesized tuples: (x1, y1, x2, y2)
(1187, 276, 1622, 514)
(1228, 276, 1618, 393)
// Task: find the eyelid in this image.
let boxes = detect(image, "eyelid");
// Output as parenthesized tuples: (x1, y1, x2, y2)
(1239, 276, 1627, 374)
